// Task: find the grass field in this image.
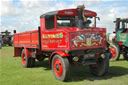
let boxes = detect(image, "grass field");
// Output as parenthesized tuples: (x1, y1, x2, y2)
(0, 47, 128, 85)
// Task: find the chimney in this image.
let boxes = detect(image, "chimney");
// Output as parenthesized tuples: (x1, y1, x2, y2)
(77, 5, 85, 29)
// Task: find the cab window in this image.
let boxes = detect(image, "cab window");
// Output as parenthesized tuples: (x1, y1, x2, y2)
(45, 15, 55, 29)
(57, 16, 75, 28)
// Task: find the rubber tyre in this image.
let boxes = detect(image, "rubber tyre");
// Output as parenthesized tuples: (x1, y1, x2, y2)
(21, 49, 35, 68)
(123, 52, 128, 61)
(51, 55, 70, 81)
(109, 44, 120, 61)
(89, 54, 109, 76)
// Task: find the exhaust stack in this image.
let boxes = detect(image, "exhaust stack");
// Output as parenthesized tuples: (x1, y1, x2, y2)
(77, 5, 86, 29)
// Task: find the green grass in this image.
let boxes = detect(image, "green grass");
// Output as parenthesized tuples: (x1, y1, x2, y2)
(0, 47, 128, 85)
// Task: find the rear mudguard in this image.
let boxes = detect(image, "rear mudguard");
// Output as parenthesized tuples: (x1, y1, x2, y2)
(49, 51, 69, 67)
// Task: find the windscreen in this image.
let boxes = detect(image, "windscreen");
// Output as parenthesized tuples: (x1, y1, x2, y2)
(120, 22, 128, 29)
(57, 16, 75, 28)
(116, 21, 128, 33)
(57, 16, 95, 28)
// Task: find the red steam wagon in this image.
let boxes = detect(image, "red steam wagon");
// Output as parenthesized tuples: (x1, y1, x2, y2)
(13, 5, 111, 81)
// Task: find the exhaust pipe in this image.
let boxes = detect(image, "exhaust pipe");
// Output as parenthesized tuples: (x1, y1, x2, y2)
(77, 5, 85, 29)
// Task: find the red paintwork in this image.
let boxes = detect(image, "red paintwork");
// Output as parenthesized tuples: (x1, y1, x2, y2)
(14, 30, 39, 48)
(13, 8, 106, 58)
(14, 47, 21, 57)
(126, 30, 128, 33)
(118, 42, 123, 45)
(53, 58, 63, 77)
(57, 9, 97, 17)
(51, 51, 69, 57)
(39, 27, 106, 51)
(110, 47, 116, 59)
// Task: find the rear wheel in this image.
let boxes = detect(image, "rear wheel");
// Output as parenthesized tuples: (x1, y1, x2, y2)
(52, 55, 70, 81)
(123, 52, 128, 61)
(89, 54, 109, 76)
(21, 49, 35, 68)
(109, 44, 120, 61)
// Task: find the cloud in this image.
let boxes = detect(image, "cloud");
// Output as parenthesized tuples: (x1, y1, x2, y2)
(72, 0, 102, 7)
(0, 0, 22, 16)
(96, 5, 128, 33)
(0, 0, 128, 34)
(21, 0, 40, 9)
(0, 0, 52, 33)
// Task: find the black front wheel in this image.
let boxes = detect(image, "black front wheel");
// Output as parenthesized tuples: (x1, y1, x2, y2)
(89, 53, 109, 76)
(51, 55, 70, 81)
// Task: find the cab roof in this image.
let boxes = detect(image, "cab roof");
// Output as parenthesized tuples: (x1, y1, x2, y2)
(114, 18, 128, 23)
(40, 9, 97, 18)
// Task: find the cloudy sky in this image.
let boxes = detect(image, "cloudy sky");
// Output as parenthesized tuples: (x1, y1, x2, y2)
(0, 0, 128, 34)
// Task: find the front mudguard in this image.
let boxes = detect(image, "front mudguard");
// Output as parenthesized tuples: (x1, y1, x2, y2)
(49, 51, 69, 68)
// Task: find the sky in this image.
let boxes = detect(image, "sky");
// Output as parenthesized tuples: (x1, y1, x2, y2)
(0, 0, 128, 34)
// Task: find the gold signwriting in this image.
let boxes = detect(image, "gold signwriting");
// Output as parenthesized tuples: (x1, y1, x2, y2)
(42, 33, 63, 39)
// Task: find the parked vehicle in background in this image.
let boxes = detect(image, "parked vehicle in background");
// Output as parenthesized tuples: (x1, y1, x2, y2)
(108, 18, 128, 61)
(13, 5, 111, 81)
(1, 30, 13, 46)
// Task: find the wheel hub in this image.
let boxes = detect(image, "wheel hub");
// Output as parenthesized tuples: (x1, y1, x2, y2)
(24, 56, 26, 60)
(56, 64, 59, 71)
(53, 58, 63, 77)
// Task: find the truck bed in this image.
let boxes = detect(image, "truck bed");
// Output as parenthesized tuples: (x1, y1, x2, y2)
(13, 30, 39, 48)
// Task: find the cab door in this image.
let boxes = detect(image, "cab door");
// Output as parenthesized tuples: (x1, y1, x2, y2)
(40, 15, 57, 50)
